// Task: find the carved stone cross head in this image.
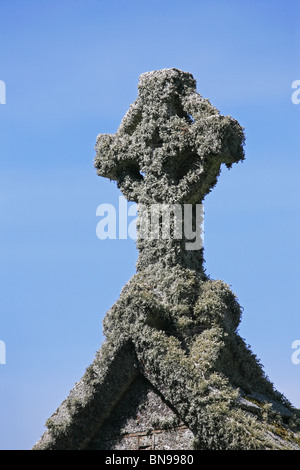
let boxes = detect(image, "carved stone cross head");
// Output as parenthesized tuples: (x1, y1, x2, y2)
(94, 68, 245, 206)
(94, 69, 245, 272)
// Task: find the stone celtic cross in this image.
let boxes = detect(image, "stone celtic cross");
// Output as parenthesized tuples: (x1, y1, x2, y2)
(94, 68, 245, 272)
(33, 69, 299, 451)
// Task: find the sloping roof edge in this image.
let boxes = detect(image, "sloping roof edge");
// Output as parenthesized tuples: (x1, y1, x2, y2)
(33, 340, 139, 450)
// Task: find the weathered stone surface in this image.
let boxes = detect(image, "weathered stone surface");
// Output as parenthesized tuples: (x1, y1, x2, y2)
(33, 69, 300, 451)
(33, 341, 139, 450)
(87, 374, 194, 450)
(95, 68, 244, 274)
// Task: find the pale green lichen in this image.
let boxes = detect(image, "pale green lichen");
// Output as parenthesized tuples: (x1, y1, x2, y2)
(33, 69, 300, 450)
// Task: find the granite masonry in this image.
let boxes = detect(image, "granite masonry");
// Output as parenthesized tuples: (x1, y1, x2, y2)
(33, 69, 300, 450)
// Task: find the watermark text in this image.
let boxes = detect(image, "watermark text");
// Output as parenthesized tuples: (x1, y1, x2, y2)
(0, 340, 6, 365)
(291, 340, 300, 365)
(0, 80, 6, 105)
(291, 80, 300, 105)
(96, 196, 204, 250)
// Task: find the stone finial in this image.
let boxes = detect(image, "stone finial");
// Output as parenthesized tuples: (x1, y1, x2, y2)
(94, 68, 245, 206)
(32, 70, 300, 451)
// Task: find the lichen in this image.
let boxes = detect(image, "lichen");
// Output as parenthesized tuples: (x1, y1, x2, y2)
(99, 263, 299, 450)
(33, 69, 300, 451)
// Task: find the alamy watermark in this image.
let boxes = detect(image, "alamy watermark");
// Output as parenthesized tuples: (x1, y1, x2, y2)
(96, 196, 204, 250)
(291, 340, 300, 365)
(0, 80, 6, 104)
(291, 80, 300, 105)
(0, 340, 6, 365)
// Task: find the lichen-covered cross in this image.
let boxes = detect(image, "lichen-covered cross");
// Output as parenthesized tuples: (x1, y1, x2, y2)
(94, 68, 245, 272)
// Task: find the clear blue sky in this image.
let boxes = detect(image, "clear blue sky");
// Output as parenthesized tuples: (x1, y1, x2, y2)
(0, 0, 299, 450)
